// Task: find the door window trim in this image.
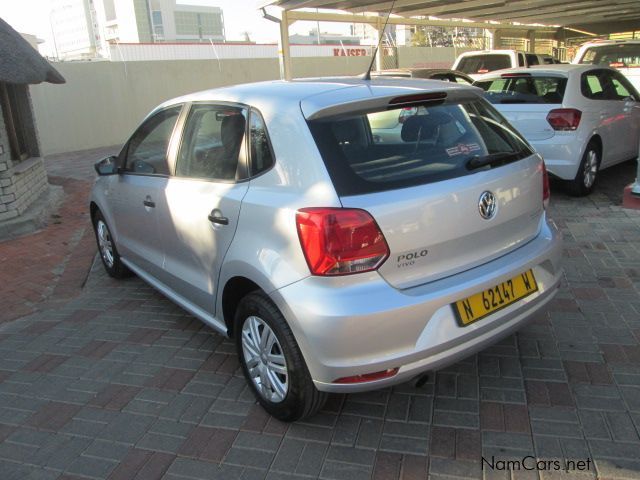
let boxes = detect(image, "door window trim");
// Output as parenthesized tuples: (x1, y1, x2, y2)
(168, 101, 277, 184)
(247, 107, 277, 179)
(610, 70, 640, 101)
(120, 104, 186, 178)
(169, 101, 251, 184)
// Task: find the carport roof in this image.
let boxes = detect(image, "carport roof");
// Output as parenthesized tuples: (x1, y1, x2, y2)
(265, 0, 640, 29)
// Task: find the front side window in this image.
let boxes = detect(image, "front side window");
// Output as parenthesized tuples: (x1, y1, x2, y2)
(308, 99, 532, 196)
(610, 71, 639, 100)
(125, 106, 181, 175)
(474, 75, 568, 104)
(175, 104, 247, 181)
(249, 109, 274, 176)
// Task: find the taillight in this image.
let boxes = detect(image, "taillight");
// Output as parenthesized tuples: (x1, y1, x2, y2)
(547, 109, 582, 131)
(295, 208, 389, 276)
(541, 161, 550, 209)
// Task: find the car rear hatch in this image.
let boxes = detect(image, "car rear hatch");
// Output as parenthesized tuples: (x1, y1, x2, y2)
(474, 73, 568, 141)
(304, 87, 545, 290)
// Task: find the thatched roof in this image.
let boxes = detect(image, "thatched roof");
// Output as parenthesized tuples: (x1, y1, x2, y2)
(0, 17, 65, 85)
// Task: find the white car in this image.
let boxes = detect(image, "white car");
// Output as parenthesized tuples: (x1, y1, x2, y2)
(474, 64, 640, 195)
(573, 40, 640, 92)
(453, 50, 528, 80)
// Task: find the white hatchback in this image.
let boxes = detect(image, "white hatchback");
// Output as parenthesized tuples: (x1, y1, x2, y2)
(474, 64, 640, 195)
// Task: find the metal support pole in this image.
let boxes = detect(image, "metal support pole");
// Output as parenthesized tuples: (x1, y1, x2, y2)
(279, 10, 292, 81)
(528, 30, 536, 53)
(493, 29, 503, 50)
(375, 16, 383, 71)
(631, 136, 640, 196)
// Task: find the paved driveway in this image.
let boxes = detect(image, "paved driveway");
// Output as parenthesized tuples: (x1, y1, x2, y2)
(0, 158, 640, 480)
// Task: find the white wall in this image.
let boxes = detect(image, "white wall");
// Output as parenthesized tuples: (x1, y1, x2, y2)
(31, 47, 463, 155)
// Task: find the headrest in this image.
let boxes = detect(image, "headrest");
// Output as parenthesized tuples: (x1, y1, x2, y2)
(332, 119, 360, 144)
(221, 114, 246, 148)
(401, 112, 454, 142)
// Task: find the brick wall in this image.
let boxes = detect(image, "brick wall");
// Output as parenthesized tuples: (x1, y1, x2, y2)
(0, 90, 49, 223)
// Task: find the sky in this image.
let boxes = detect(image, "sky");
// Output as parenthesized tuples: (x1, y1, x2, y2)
(0, 0, 334, 55)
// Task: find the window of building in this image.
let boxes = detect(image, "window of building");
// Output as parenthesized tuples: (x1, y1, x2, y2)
(152, 10, 164, 39)
(0, 82, 31, 161)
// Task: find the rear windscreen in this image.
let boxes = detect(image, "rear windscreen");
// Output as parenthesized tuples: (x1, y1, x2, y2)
(474, 76, 567, 104)
(578, 44, 640, 68)
(457, 55, 511, 74)
(307, 99, 532, 196)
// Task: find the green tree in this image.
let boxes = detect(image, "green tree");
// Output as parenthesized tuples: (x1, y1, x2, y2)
(411, 29, 428, 47)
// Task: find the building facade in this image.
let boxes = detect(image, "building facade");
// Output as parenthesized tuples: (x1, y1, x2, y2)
(50, 0, 225, 60)
(0, 18, 65, 239)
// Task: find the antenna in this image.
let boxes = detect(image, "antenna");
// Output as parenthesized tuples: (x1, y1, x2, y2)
(362, 0, 397, 80)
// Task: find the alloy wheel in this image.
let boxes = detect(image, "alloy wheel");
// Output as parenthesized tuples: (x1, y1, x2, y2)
(241, 315, 289, 403)
(583, 150, 598, 189)
(96, 220, 114, 268)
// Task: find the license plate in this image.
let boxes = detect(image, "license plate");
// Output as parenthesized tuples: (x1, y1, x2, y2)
(453, 270, 538, 326)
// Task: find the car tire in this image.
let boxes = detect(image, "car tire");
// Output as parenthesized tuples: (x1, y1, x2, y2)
(567, 141, 600, 197)
(234, 291, 327, 421)
(92, 210, 132, 279)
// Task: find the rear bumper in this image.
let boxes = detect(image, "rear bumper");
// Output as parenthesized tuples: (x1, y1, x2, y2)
(531, 133, 585, 180)
(270, 216, 563, 393)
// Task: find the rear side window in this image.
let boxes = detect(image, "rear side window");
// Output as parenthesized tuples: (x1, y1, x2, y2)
(474, 76, 567, 104)
(581, 70, 612, 100)
(307, 99, 532, 196)
(249, 109, 275, 176)
(457, 55, 511, 74)
(176, 104, 247, 181)
(578, 44, 640, 68)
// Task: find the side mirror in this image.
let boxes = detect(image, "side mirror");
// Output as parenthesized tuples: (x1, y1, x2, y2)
(94, 155, 119, 176)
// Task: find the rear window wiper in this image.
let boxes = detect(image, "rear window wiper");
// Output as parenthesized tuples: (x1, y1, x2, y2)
(466, 152, 519, 170)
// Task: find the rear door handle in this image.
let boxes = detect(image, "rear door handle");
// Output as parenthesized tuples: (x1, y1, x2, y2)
(208, 213, 229, 225)
(143, 196, 155, 208)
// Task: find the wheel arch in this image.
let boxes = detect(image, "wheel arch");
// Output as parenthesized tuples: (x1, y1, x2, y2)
(589, 134, 603, 159)
(221, 275, 263, 338)
(89, 201, 99, 223)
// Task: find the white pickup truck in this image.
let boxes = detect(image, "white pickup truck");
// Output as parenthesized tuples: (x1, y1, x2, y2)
(573, 40, 640, 92)
(452, 50, 552, 80)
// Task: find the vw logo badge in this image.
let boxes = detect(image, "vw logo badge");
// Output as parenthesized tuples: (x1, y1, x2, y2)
(478, 191, 497, 220)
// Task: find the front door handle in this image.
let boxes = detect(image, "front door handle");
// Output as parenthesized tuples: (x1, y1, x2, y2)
(143, 196, 155, 208)
(208, 213, 229, 225)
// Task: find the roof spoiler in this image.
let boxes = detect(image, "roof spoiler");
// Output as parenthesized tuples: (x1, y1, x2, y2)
(302, 89, 479, 121)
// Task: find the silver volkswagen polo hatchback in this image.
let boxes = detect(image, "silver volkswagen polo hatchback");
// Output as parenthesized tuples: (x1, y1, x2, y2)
(90, 78, 562, 421)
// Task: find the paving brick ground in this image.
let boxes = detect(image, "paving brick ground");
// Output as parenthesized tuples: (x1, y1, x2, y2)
(0, 151, 640, 479)
(0, 146, 117, 323)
